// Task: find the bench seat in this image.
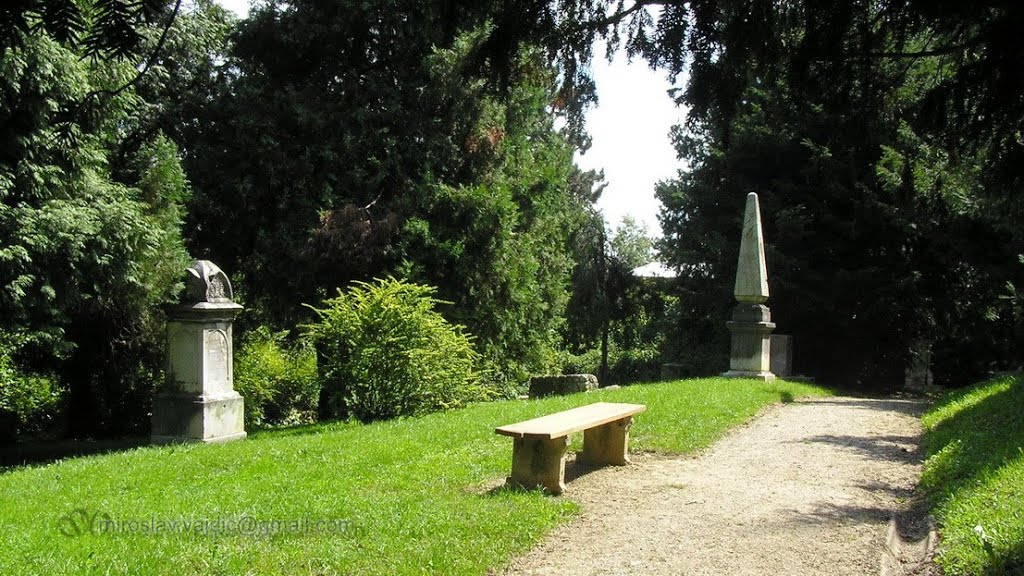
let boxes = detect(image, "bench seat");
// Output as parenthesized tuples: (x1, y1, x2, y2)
(495, 402, 646, 494)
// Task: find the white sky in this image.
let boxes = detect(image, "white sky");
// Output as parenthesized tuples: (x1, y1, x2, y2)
(576, 51, 683, 238)
(215, 0, 683, 238)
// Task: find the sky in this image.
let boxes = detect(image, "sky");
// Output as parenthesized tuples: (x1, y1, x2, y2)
(576, 51, 683, 238)
(215, 0, 683, 238)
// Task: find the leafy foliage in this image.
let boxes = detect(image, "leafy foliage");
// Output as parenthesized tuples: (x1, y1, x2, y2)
(181, 3, 590, 385)
(0, 334, 61, 441)
(233, 328, 318, 429)
(0, 0, 172, 59)
(610, 216, 654, 270)
(304, 278, 487, 423)
(0, 29, 191, 435)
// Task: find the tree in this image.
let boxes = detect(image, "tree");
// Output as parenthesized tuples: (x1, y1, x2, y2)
(565, 209, 640, 383)
(610, 216, 654, 270)
(1, 27, 194, 435)
(182, 0, 593, 386)
(647, 2, 1017, 387)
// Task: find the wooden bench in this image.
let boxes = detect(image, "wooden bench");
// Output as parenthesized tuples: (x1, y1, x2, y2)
(495, 402, 647, 495)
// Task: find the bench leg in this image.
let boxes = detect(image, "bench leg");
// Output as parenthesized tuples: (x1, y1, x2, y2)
(578, 416, 633, 466)
(507, 436, 569, 495)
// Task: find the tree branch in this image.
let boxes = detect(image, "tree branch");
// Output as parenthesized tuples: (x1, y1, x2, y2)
(862, 35, 985, 59)
(565, 0, 667, 35)
(87, 0, 183, 102)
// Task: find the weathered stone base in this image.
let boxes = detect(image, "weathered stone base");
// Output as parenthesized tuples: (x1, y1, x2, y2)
(769, 334, 793, 378)
(721, 370, 776, 382)
(660, 363, 687, 381)
(529, 374, 599, 398)
(724, 303, 776, 380)
(151, 392, 246, 444)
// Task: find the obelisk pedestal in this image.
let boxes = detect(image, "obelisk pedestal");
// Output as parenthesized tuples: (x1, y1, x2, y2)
(723, 303, 776, 381)
(723, 193, 776, 381)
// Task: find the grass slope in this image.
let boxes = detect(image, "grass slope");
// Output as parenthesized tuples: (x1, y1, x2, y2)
(0, 378, 828, 576)
(922, 374, 1024, 575)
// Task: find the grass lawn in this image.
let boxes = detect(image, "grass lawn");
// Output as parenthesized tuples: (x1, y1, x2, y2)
(921, 374, 1024, 575)
(0, 377, 828, 576)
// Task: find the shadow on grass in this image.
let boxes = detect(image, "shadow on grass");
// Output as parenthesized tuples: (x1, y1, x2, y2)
(923, 375, 1024, 503)
(1, 436, 148, 471)
(483, 458, 615, 497)
(1, 419, 353, 472)
(923, 375, 1024, 574)
(247, 420, 350, 440)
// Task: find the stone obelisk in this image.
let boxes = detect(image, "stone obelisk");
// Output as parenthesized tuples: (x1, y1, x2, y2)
(723, 193, 776, 381)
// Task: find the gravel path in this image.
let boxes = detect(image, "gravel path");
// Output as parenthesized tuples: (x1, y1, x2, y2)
(498, 396, 933, 576)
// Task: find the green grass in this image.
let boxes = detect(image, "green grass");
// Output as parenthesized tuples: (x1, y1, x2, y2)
(921, 374, 1024, 575)
(0, 377, 828, 576)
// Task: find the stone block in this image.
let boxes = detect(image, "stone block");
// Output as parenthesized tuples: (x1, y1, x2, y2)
(770, 334, 793, 378)
(578, 416, 633, 466)
(508, 436, 569, 494)
(660, 363, 687, 380)
(529, 374, 599, 398)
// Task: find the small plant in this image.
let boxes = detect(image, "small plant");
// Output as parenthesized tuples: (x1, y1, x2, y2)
(0, 335, 62, 441)
(233, 327, 318, 429)
(304, 277, 488, 422)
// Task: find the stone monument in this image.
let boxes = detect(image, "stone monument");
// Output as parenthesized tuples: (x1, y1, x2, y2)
(723, 193, 776, 381)
(151, 260, 246, 444)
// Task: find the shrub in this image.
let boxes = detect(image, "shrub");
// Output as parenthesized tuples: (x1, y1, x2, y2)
(233, 328, 318, 429)
(0, 337, 62, 442)
(557, 346, 662, 385)
(558, 348, 604, 377)
(611, 347, 661, 383)
(304, 278, 487, 422)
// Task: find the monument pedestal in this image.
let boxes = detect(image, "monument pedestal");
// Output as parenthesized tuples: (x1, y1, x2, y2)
(151, 261, 246, 444)
(151, 392, 246, 444)
(723, 303, 776, 382)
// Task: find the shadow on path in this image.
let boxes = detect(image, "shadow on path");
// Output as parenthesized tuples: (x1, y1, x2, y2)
(798, 397, 926, 417)
(793, 433, 922, 464)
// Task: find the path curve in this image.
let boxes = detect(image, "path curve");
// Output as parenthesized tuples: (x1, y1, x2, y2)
(499, 397, 931, 576)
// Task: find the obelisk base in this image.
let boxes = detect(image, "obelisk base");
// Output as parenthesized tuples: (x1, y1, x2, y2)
(723, 304, 776, 381)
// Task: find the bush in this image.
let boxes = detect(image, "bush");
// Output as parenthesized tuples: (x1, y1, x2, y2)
(611, 347, 661, 383)
(0, 337, 62, 442)
(304, 278, 488, 422)
(557, 346, 662, 385)
(233, 327, 319, 429)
